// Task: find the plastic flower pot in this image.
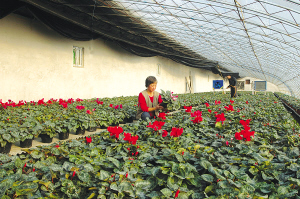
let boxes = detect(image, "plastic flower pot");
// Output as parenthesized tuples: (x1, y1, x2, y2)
(59, 132, 69, 140)
(20, 139, 33, 148)
(160, 102, 168, 108)
(0, 142, 12, 154)
(87, 127, 97, 132)
(76, 127, 85, 135)
(40, 134, 53, 143)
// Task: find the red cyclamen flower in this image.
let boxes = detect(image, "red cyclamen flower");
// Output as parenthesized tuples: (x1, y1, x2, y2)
(86, 110, 91, 114)
(86, 137, 92, 144)
(184, 106, 192, 112)
(170, 127, 183, 137)
(158, 112, 166, 120)
(107, 126, 123, 139)
(162, 130, 168, 137)
(147, 121, 165, 131)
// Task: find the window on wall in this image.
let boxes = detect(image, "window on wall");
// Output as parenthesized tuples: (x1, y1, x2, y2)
(245, 79, 250, 84)
(73, 46, 84, 67)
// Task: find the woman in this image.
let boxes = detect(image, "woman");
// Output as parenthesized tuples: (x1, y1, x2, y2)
(136, 76, 164, 120)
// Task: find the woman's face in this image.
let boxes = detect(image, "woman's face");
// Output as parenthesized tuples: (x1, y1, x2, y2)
(148, 82, 157, 92)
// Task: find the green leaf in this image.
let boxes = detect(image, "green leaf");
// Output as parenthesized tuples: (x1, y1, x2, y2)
(110, 182, 118, 191)
(99, 170, 110, 180)
(204, 185, 214, 193)
(199, 159, 212, 169)
(160, 188, 172, 197)
(167, 176, 178, 190)
(201, 174, 214, 182)
(135, 179, 152, 190)
(118, 181, 134, 197)
(107, 157, 120, 168)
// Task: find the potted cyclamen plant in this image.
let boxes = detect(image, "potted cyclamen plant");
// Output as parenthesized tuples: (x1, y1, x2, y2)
(160, 89, 181, 111)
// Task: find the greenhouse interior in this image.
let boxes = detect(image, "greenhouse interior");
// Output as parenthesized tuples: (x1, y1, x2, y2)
(1, 0, 300, 198)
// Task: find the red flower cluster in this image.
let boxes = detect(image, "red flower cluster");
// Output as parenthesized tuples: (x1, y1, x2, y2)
(95, 98, 103, 105)
(109, 104, 113, 108)
(86, 110, 92, 114)
(108, 126, 123, 139)
(230, 100, 234, 104)
(235, 119, 255, 141)
(224, 105, 234, 111)
(246, 101, 249, 104)
(147, 121, 165, 131)
(191, 110, 203, 124)
(123, 132, 139, 145)
(170, 127, 183, 137)
(204, 103, 210, 107)
(208, 109, 212, 113)
(162, 130, 168, 137)
(215, 100, 221, 105)
(76, 106, 85, 110)
(158, 112, 166, 120)
(114, 104, 123, 109)
(184, 106, 192, 112)
(190, 110, 202, 117)
(215, 113, 226, 124)
(86, 137, 92, 144)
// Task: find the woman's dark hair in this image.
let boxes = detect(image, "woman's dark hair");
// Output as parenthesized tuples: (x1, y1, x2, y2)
(145, 76, 157, 87)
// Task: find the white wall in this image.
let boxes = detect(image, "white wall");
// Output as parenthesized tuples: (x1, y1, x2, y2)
(234, 77, 280, 92)
(0, 14, 275, 102)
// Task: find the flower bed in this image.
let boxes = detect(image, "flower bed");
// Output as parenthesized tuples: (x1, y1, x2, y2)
(1, 92, 300, 198)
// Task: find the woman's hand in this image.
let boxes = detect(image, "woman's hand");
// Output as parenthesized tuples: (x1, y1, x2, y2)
(155, 104, 164, 110)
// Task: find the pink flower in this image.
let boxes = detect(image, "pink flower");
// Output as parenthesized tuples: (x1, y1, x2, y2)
(226, 141, 229, 146)
(114, 105, 119, 109)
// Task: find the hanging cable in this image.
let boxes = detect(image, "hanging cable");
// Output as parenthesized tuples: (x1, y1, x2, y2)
(91, 0, 96, 40)
(234, 0, 267, 81)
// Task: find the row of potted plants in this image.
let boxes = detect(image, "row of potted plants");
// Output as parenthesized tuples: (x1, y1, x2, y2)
(275, 92, 300, 114)
(0, 92, 300, 198)
(0, 97, 139, 153)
